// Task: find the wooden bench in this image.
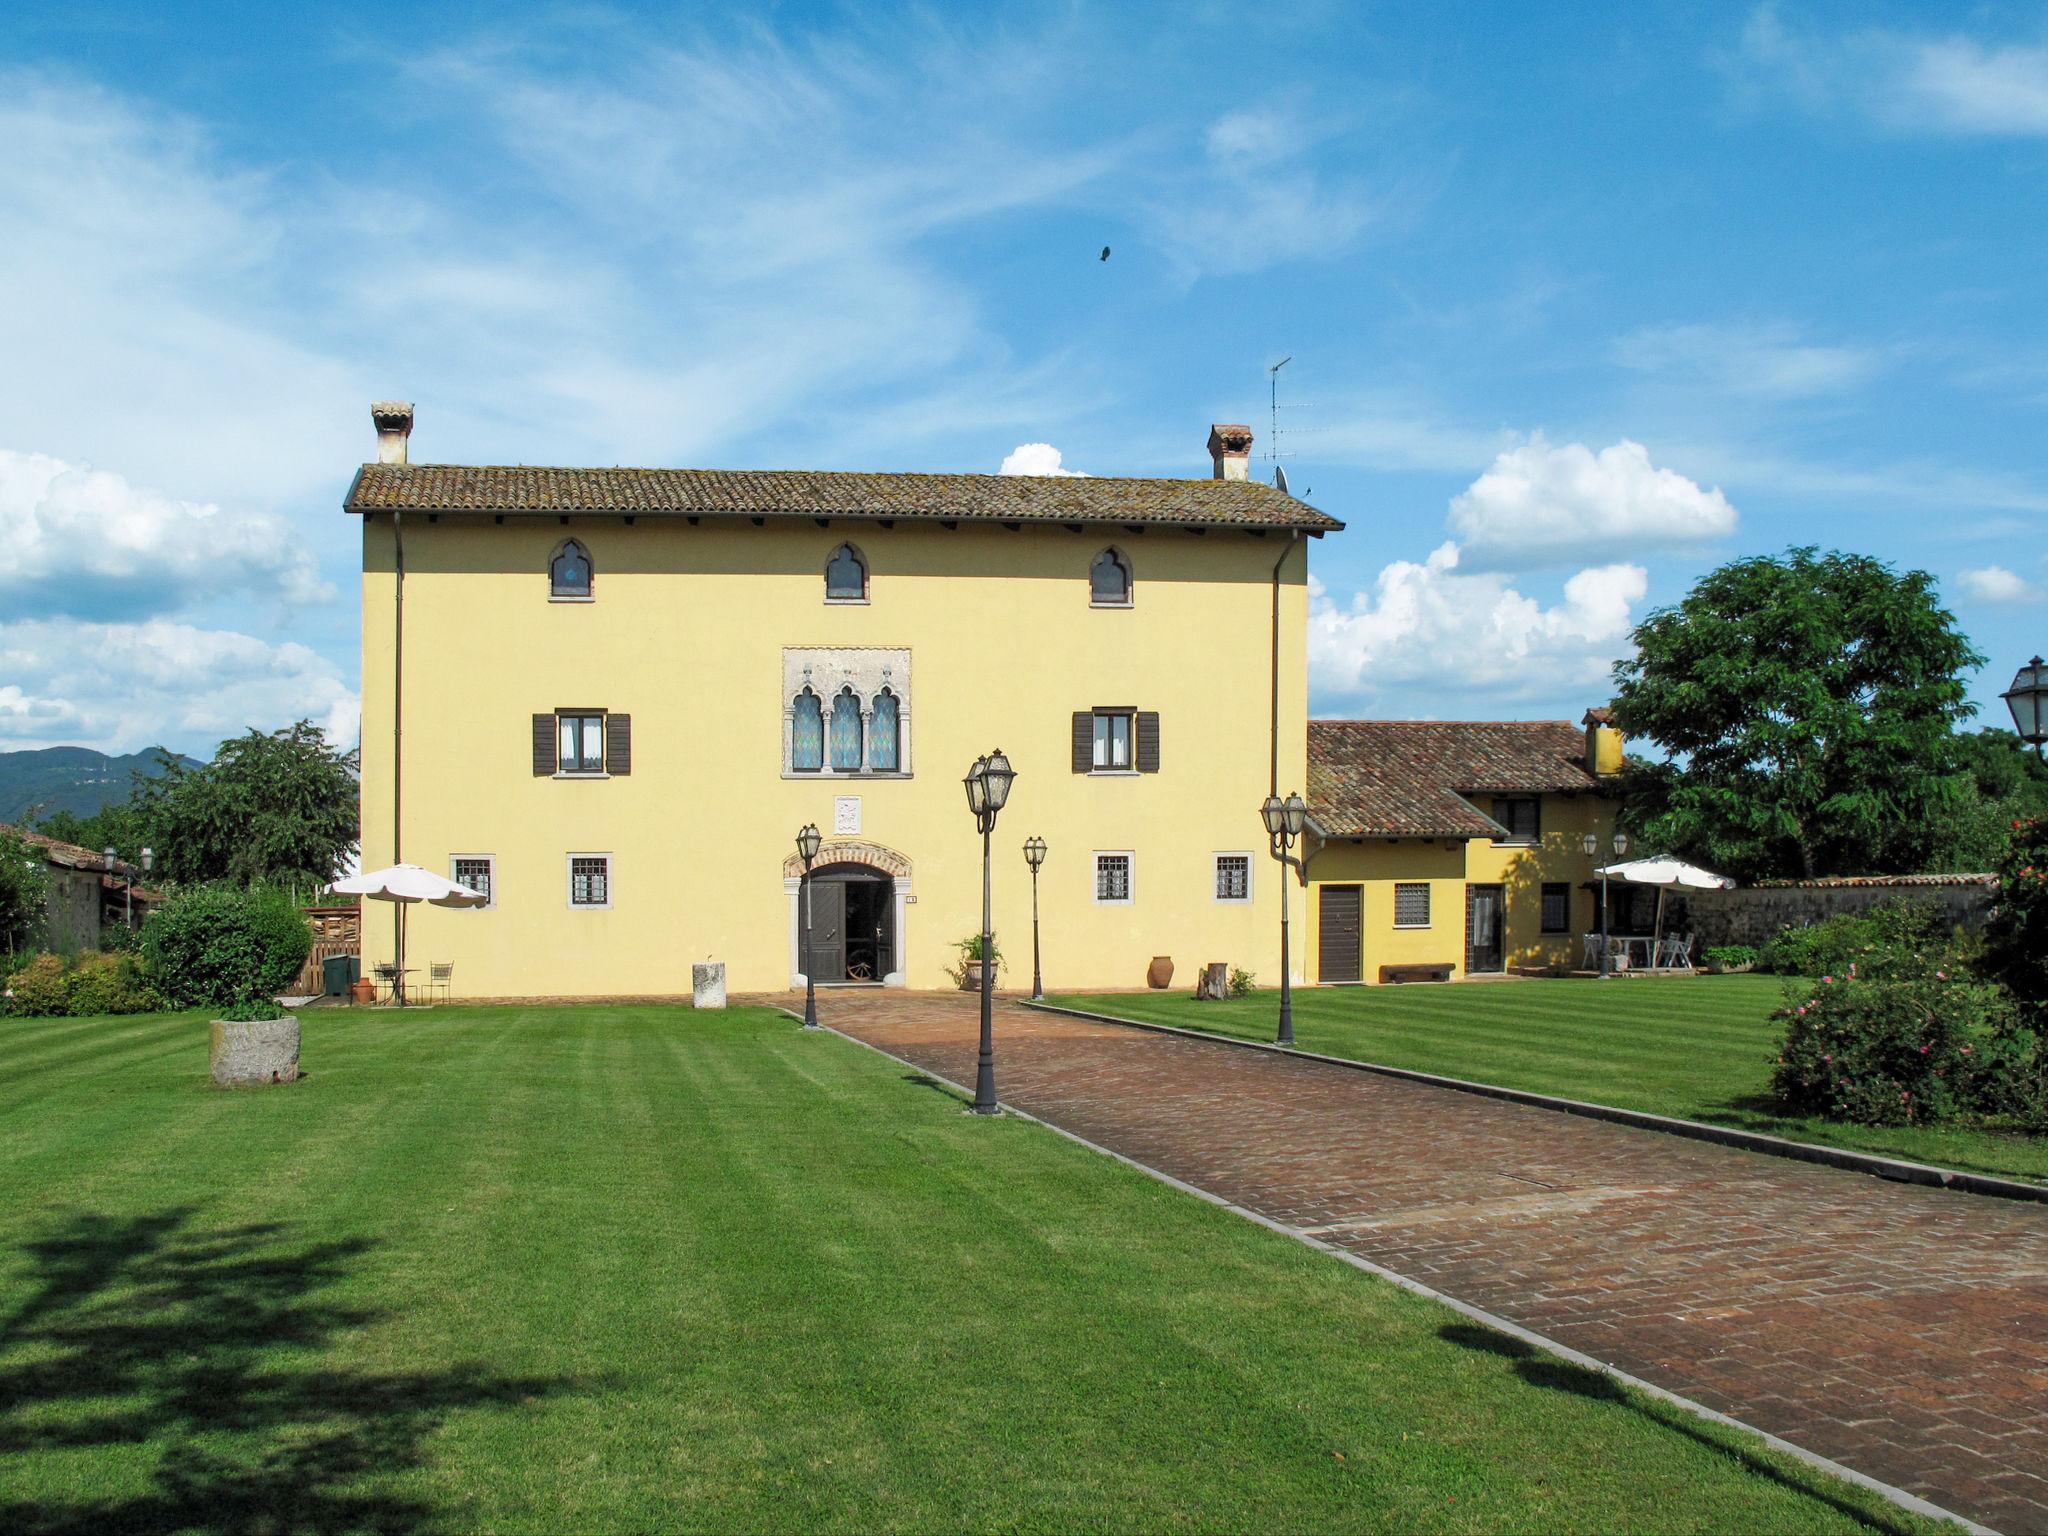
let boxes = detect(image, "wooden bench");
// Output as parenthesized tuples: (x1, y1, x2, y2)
(1379, 962, 1454, 984)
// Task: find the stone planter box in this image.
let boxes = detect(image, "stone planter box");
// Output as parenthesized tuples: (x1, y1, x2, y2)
(693, 962, 727, 1009)
(210, 1016, 300, 1087)
(961, 960, 998, 992)
(1705, 959, 1756, 975)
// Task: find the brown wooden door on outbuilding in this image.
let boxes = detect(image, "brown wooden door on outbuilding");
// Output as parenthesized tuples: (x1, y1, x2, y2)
(1318, 885, 1362, 983)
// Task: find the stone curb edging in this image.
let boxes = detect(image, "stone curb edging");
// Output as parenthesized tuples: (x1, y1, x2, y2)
(777, 1005, 1991, 1536)
(1024, 1001, 2048, 1208)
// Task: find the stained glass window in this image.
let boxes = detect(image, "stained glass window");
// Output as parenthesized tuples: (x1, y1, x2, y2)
(870, 689, 900, 771)
(551, 540, 592, 597)
(830, 688, 863, 771)
(791, 689, 824, 771)
(825, 544, 867, 601)
(1090, 548, 1131, 605)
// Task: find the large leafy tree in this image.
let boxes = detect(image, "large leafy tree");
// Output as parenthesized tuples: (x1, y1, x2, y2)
(132, 722, 359, 895)
(0, 826, 52, 958)
(1612, 547, 1983, 881)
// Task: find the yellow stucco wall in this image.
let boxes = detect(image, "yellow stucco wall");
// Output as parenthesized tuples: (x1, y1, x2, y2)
(359, 512, 1310, 996)
(1305, 792, 1620, 983)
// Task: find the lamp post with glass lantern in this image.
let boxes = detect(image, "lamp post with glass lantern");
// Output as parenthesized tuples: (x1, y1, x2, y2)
(963, 750, 1017, 1114)
(1260, 791, 1309, 1045)
(796, 823, 822, 1029)
(2003, 656, 2047, 760)
(1583, 829, 1629, 978)
(1022, 836, 1047, 1002)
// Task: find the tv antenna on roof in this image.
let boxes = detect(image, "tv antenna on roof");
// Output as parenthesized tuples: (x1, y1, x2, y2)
(1265, 356, 1315, 491)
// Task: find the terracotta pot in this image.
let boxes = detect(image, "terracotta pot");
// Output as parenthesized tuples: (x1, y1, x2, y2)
(962, 959, 998, 993)
(348, 979, 376, 1005)
(1147, 955, 1174, 989)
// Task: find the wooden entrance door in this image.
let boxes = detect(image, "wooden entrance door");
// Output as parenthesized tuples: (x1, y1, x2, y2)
(802, 879, 846, 982)
(1466, 884, 1505, 974)
(1318, 885, 1362, 983)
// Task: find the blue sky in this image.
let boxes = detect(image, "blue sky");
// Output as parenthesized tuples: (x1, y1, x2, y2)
(1, 1, 2043, 756)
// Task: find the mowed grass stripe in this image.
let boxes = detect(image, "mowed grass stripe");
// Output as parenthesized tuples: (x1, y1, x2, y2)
(0, 1003, 1948, 1533)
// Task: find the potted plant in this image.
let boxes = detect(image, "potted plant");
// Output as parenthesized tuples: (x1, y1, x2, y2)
(950, 931, 1004, 993)
(1703, 944, 1759, 975)
(142, 885, 313, 1087)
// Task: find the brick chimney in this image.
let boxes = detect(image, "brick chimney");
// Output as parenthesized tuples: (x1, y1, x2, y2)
(372, 401, 414, 465)
(1207, 423, 1253, 481)
(1581, 707, 1623, 776)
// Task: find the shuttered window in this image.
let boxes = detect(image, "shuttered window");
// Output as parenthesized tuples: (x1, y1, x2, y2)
(1393, 882, 1430, 928)
(1072, 709, 1161, 773)
(532, 711, 630, 775)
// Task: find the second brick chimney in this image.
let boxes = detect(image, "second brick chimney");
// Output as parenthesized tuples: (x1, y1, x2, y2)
(1207, 423, 1253, 481)
(1581, 707, 1624, 776)
(372, 401, 414, 465)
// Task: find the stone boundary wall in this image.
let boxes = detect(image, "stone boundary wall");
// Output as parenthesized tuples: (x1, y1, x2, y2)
(1686, 875, 1996, 951)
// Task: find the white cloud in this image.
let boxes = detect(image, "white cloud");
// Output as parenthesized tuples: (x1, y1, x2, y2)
(1956, 565, 2041, 604)
(1148, 108, 1374, 277)
(1448, 435, 1737, 566)
(1308, 542, 1647, 708)
(1613, 322, 1885, 398)
(0, 619, 358, 756)
(998, 442, 1087, 476)
(0, 450, 329, 618)
(1738, 9, 2048, 137)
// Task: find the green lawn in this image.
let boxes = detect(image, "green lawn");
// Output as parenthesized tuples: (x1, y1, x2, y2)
(1049, 976, 2048, 1185)
(0, 1006, 1951, 1533)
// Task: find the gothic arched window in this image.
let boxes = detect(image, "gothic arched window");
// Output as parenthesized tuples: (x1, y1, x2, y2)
(829, 687, 864, 771)
(791, 688, 824, 772)
(551, 539, 593, 598)
(869, 689, 900, 772)
(1089, 547, 1131, 606)
(825, 543, 868, 602)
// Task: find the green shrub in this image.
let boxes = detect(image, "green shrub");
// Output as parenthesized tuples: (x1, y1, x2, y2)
(1228, 966, 1257, 998)
(4, 953, 69, 1016)
(142, 884, 311, 1013)
(1704, 944, 1758, 970)
(1771, 973, 1998, 1126)
(1983, 815, 2048, 1021)
(61, 951, 164, 1016)
(1756, 898, 1974, 981)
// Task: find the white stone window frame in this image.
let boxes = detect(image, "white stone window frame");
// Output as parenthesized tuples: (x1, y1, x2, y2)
(1212, 852, 1253, 904)
(567, 852, 613, 910)
(782, 647, 913, 779)
(1093, 850, 1135, 906)
(1393, 881, 1431, 929)
(450, 853, 496, 910)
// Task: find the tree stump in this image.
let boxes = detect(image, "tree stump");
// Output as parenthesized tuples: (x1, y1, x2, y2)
(210, 1017, 300, 1087)
(1195, 962, 1229, 1001)
(692, 962, 727, 1009)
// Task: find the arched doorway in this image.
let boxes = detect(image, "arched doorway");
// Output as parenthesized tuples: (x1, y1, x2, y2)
(783, 841, 911, 987)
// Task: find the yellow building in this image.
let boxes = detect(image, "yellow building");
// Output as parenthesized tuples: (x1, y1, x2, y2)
(349, 406, 1341, 998)
(1303, 713, 1624, 983)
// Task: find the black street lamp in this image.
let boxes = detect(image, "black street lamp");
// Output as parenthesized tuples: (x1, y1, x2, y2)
(796, 823, 822, 1028)
(1023, 836, 1047, 1001)
(1260, 791, 1309, 1045)
(963, 749, 1017, 1114)
(2003, 656, 2047, 759)
(1583, 830, 1629, 979)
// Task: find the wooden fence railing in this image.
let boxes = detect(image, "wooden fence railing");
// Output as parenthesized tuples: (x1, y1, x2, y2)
(295, 905, 362, 994)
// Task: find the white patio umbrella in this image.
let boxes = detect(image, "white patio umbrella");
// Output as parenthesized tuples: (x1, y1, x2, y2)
(1593, 855, 1735, 965)
(326, 863, 486, 1003)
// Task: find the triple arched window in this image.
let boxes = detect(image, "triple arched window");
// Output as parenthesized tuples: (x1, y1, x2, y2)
(1090, 547, 1132, 606)
(550, 539, 592, 598)
(788, 679, 907, 775)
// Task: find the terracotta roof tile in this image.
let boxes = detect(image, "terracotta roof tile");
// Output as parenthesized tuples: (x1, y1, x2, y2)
(1308, 720, 1606, 839)
(344, 464, 1342, 533)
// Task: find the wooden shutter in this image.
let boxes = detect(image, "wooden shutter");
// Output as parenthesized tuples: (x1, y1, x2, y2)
(1135, 711, 1160, 773)
(606, 713, 633, 776)
(1071, 712, 1092, 773)
(1318, 885, 1362, 983)
(531, 714, 557, 776)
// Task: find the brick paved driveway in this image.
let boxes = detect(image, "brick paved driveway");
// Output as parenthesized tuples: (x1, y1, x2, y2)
(810, 990, 2048, 1534)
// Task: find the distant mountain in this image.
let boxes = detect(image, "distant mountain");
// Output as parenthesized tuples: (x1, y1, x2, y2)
(0, 746, 204, 825)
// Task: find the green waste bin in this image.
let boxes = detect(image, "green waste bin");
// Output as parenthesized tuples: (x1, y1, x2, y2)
(322, 954, 360, 997)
